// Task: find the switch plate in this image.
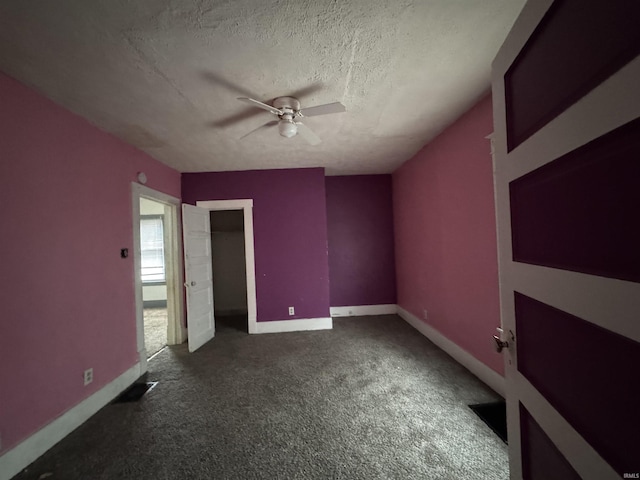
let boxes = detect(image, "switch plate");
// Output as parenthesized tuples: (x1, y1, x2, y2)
(288, 306, 295, 316)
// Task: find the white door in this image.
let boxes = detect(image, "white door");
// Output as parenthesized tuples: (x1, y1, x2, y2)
(492, 1, 640, 479)
(182, 204, 215, 352)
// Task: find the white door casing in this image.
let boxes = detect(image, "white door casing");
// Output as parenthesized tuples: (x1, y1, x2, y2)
(132, 183, 185, 369)
(183, 204, 216, 352)
(196, 199, 258, 334)
(492, 1, 640, 479)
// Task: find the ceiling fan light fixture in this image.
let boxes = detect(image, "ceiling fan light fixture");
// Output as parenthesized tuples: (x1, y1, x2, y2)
(278, 119, 297, 138)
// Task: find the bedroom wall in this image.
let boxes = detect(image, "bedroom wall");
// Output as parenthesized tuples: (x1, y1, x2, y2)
(325, 175, 396, 307)
(393, 94, 503, 374)
(0, 71, 181, 455)
(181, 168, 330, 322)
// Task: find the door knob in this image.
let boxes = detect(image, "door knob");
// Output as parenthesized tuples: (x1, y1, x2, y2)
(493, 335, 509, 353)
(190, 281, 196, 286)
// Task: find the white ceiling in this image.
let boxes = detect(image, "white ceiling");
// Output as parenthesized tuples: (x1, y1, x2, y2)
(0, 0, 524, 175)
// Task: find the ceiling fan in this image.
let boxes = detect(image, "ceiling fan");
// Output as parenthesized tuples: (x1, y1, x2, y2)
(237, 96, 346, 145)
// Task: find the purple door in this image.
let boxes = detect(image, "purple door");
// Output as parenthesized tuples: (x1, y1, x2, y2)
(492, 1, 640, 478)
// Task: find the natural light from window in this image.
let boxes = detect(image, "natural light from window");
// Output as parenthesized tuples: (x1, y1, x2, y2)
(140, 216, 165, 282)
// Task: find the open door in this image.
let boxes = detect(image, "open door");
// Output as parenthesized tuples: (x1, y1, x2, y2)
(492, 1, 640, 479)
(182, 204, 215, 352)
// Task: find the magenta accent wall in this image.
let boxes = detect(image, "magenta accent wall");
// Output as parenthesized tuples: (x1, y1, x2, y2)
(325, 175, 396, 307)
(0, 72, 181, 454)
(181, 168, 330, 322)
(392, 94, 503, 375)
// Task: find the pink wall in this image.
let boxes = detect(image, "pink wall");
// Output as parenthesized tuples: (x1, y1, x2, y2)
(393, 94, 503, 374)
(0, 71, 181, 453)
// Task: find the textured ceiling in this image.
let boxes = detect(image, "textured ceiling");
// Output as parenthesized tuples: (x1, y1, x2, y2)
(0, 0, 524, 175)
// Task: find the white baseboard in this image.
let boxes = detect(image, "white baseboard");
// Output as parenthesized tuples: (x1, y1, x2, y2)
(397, 306, 505, 397)
(0, 362, 143, 480)
(254, 317, 333, 334)
(330, 304, 398, 317)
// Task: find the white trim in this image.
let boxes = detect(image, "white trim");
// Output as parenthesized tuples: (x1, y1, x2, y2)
(254, 317, 333, 334)
(397, 306, 505, 397)
(517, 374, 618, 480)
(197, 199, 252, 210)
(330, 304, 397, 317)
(132, 183, 186, 364)
(491, 4, 640, 477)
(0, 362, 142, 480)
(196, 200, 258, 334)
(498, 59, 640, 184)
(509, 262, 640, 343)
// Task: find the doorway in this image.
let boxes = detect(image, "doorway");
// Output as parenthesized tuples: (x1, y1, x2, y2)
(140, 197, 169, 356)
(210, 209, 248, 332)
(195, 199, 258, 334)
(132, 183, 185, 371)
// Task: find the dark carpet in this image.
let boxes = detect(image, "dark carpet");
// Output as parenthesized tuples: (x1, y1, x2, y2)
(13, 315, 508, 480)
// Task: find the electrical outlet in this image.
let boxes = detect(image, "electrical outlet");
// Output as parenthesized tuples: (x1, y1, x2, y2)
(288, 306, 295, 316)
(423, 309, 428, 320)
(83, 368, 93, 386)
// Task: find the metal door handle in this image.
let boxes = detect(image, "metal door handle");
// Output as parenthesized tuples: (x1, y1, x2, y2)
(184, 281, 197, 287)
(493, 335, 509, 353)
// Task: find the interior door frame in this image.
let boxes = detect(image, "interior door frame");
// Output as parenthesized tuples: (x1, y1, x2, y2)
(196, 199, 258, 334)
(492, 1, 640, 478)
(132, 183, 186, 371)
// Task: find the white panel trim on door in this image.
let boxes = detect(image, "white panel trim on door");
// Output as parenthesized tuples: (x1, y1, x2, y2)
(330, 304, 398, 317)
(509, 263, 640, 343)
(397, 306, 505, 397)
(498, 58, 640, 184)
(183, 204, 216, 352)
(492, 1, 640, 478)
(517, 374, 619, 480)
(0, 362, 142, 480)
(254, 317, 332, 334)
(196, 200, 258, 334)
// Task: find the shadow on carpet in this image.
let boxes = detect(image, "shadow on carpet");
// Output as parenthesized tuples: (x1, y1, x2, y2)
(469, 400, 508, 443)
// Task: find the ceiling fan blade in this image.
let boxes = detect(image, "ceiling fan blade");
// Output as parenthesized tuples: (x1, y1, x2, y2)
(209, 108, 264, 128)
(200, 70, 258, 98)
(239, 120, 278, 140)
(295, 122, 321, 146)
(300, 102, 346, 117)
(237, 97, 282, 116)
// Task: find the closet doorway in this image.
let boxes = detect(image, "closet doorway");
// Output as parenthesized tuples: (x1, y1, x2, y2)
(195, 199, 258, 334)
(210, 209, 248, 332)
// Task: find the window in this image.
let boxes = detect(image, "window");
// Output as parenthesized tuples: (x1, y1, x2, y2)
(140, 216, 165, 283)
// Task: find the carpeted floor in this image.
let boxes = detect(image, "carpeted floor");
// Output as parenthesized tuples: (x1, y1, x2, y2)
(143, 307, 167, 357)
(12, 315, 508, 480)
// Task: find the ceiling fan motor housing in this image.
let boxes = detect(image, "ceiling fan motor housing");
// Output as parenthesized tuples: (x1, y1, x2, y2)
(273, 96, 301, 112)
(274, 97, 300, 137)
